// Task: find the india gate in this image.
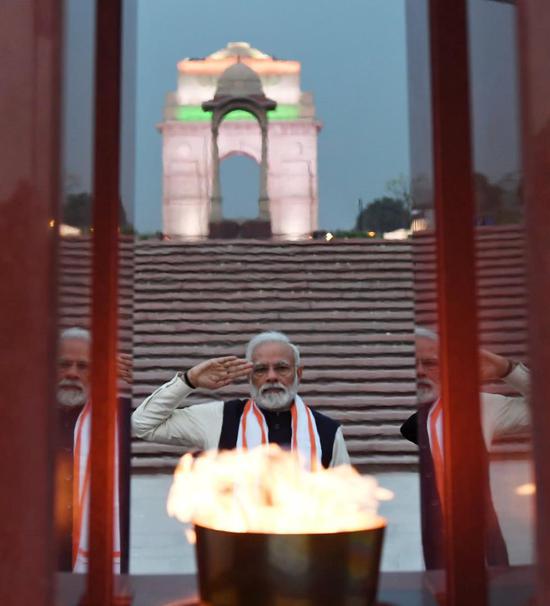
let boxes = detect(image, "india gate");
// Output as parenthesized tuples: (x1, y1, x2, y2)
(159, 42, 321, 239)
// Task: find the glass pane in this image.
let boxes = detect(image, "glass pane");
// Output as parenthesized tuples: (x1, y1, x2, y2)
(55, 0, 97, 575)
(467, 1, 535, 603)
(408, 1, 535, 603)
(55, 0, 135, 584)
(407, 0, 448, 598)
(128, 2, 425, 596)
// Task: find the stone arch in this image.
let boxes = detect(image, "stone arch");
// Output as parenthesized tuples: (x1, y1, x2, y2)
(160, 44, 321, 240)
(202, 64, 276, 224)
(219, 148, 259, 163)
(219, 152, 261, 221)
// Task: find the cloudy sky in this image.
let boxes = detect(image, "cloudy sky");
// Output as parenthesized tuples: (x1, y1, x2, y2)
(63, 0, 410, 233)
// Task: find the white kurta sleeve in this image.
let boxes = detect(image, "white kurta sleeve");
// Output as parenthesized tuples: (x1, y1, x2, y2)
(131, 373, 224, 450)
(481, 363, 531, 448)
(329, 426, 351, 467)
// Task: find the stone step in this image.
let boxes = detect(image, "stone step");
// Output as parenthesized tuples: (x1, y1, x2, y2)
(57, 230, 528, 470)
(132, 355, 415, 369)
(134, 289, 414, 302)
(132, 309, 414, 322)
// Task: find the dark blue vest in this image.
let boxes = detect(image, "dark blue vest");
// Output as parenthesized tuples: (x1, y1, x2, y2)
(401, 407, 509, 569)
(218, 399, 340, 469)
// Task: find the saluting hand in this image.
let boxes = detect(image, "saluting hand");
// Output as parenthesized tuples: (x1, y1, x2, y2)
(117, 353, 133, 384)
(187, 356, 253, 390)
(479, 349, 511, 382)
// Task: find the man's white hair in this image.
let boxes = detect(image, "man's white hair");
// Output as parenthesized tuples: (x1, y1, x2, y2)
(414, 326, 438, 341)
(246, 331, 301, 366)
(60, 327, 91, 343)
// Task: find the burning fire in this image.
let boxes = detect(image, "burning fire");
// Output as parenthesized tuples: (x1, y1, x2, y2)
(516, 482, 536, 496)
(167, 445, 392, 536)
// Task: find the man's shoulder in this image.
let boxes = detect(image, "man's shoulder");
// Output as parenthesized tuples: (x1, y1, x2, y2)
(479, 391, 514, 405)
(218, 398, 247, 450)
(223, 397, 248, 406)
(221, 398, 248, 415)
(310, 407, 341, 431)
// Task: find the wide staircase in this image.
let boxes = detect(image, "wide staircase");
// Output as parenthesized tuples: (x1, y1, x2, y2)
(58, 226, 528, 472)
(131, 239, 418, 471)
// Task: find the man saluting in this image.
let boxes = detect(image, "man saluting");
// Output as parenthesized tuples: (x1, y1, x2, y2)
(55, 327, 131, 572)
(400, 327, 530, 569)
(132, 331, 350, 469)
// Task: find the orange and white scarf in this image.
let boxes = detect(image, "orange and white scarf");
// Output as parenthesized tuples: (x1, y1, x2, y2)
(427, 399, 445, 507)
(72, 401, 121, 572)
(236, 395, 322, 470)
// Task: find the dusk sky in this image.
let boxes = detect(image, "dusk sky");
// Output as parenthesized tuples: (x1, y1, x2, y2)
(63, 0, 410, 233)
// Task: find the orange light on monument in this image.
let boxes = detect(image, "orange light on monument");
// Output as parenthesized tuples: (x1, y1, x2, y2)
(168, 445, 391, 605)
(178, 57, 301, 76)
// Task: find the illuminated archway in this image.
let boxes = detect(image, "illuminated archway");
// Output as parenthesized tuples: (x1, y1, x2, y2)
(202, 64, 276, 224)
(219, 152, 261, 220)
(159, 42, 321, 240)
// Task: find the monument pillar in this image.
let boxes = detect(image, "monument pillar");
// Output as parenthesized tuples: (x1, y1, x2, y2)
(258, 121, 270, 221)
(210, 124, 222, 222)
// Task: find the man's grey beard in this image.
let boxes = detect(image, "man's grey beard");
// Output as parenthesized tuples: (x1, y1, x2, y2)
(417, 378, 439, 405)
(57, 379, 88, 408)
(250, 377, 299, 411)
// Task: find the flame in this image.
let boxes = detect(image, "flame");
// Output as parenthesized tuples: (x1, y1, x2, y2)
(516, 482, 536, 496)
(185, 527, 197, 545)
(167, 445, 392, 536)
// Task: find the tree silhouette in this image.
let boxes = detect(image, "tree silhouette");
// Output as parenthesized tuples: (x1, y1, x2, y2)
(63, 192, 132, 232)
(355, 197, 411, 234)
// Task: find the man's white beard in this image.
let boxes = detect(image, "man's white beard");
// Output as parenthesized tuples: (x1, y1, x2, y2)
(417, 377, 439, 405)
(57, 379, 88, 408)
(250, 377, 299, 411)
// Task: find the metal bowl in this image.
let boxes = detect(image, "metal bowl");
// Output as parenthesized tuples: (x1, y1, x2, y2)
(194, 523, 385, 606)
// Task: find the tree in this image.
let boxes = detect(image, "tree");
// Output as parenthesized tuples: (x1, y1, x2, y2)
(63, 192, 133, 232)
(385, 174, 412, 210)
(63, 192, 92, 228)
(355, 197, 411, 234)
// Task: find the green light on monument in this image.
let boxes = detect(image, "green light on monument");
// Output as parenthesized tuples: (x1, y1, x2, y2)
(268, 105, 300, 120)
(224, 109, 257, 121)
(175, 105, 300, 122)
(175, 106, 212, 122)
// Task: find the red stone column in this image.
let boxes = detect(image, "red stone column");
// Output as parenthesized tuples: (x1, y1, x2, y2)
(0, 1, 62, 605)
(84, 0, 123, 604)
(428, 1, 487, 604)
(517, 3, 550, 604)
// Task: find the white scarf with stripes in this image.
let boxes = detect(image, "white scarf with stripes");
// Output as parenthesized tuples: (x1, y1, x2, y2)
(72, 401, 121, 572)
(236, 395, 322, 470)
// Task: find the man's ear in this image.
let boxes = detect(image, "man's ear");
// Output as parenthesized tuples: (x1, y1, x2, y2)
(297, 366, 304, 383)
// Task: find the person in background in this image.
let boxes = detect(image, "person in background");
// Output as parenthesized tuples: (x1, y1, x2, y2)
(400, 327, 530, 569)
(55, 327, 132, 572)
(132, 331, 350, 469)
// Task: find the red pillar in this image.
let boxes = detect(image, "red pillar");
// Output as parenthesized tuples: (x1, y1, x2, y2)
(0, 1, 62, 604)
(428, 1, 487, 604)
(517, 2, 550, 604)
(84, 0, 122, 604)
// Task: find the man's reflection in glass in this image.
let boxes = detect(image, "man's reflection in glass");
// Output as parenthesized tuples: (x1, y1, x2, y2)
(400, 327, 530, 569)
(55, 328, 128, 571)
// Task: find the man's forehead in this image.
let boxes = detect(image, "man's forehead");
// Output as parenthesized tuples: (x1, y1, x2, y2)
(251, 341, 294, 362)
(59, 338, 90, 358)
(415, 336, 438, 355)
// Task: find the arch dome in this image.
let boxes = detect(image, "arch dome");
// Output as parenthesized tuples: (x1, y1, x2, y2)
(216, 63, 264, 97)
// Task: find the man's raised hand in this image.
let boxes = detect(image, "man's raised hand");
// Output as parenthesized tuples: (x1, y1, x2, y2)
(187, 356, 253, 391)
(479, 349, 512, 382)
(117, 353, 133, 384)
